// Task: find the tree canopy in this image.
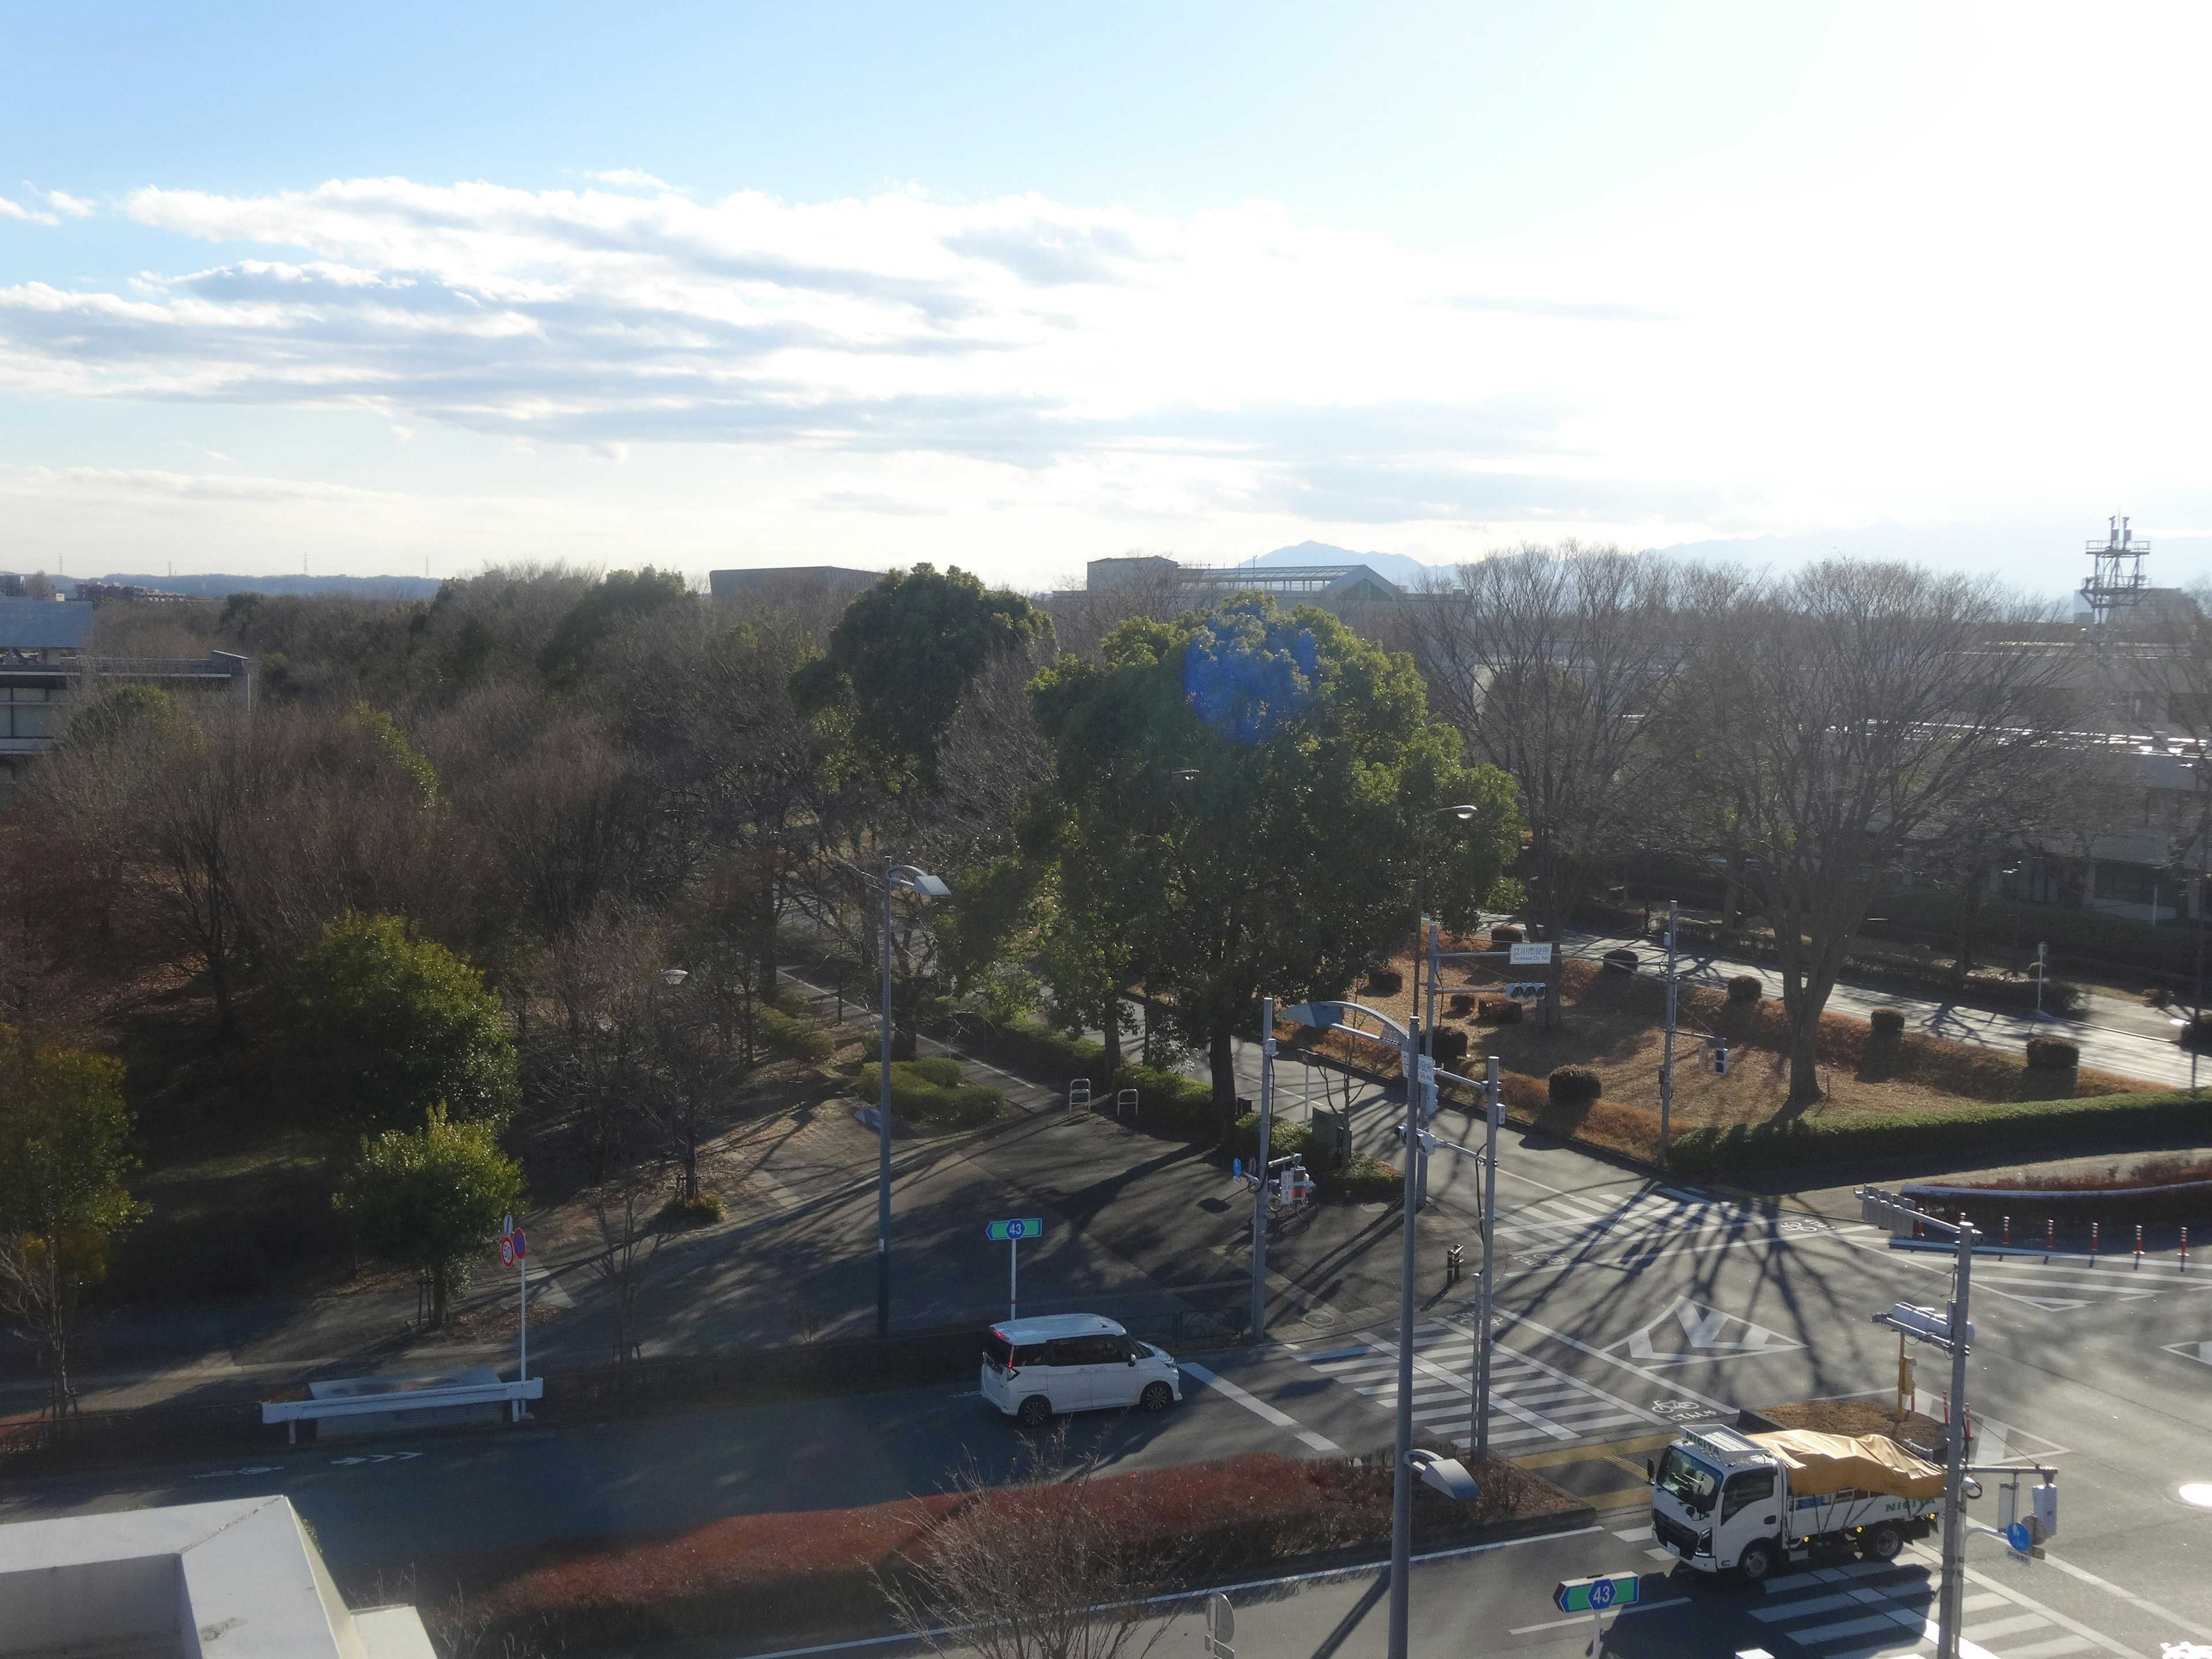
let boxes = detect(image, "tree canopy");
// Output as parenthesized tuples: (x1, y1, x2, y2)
(1029, 595, 1521, 1113)
(335, 1106, 524, 1325)
(285, 912, 520, 1137)
(793, 563, 1050, 784)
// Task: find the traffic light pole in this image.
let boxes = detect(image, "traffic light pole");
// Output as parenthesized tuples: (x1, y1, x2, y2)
(1660, 900, 1677, 1164)
(1472, 1053, 1499, 1459)
(1250, 996, 1275, 1343)
(1937, 1222, 1975, 1659)
(1387, 1017, 1421, 1659)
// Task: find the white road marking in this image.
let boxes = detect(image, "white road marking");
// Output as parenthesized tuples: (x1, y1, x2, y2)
(1179, 1362, 1341, 1453)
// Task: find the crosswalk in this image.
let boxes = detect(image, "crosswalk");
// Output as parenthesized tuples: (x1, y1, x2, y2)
(1705, 1552, 2103, 1659)
(1928, 1256, 2205, 1312)
(1487, 1180, 1848, 1273)
(1289, 1318, 1657, 1451)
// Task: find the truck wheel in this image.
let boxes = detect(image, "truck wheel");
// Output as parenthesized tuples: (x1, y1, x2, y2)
(1017, 1395, 1053, 1427)
(1140, 1382, 1174, 1412)
(1736, 1541, 1775, 1584)
(1861, 1522, 1903, 1562)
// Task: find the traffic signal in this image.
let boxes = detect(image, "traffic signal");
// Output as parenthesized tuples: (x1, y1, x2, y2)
(1711, 1043, 1730, 1075)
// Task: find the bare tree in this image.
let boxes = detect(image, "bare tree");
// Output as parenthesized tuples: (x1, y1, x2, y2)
(1408, 544, 1710, 1024)
(879, 1434, 1176, 1659)
(1665, 562, 2066, 1103)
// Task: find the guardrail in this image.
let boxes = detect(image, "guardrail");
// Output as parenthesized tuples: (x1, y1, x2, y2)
(261, 1378, 543, 1441)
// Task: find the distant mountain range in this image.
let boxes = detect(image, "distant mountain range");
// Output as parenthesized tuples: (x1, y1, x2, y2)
(62, 574, 446, 600)
(1243, 541, 1445, 586)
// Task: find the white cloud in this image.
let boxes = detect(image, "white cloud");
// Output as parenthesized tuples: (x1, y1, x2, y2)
(586, 169, 677, 192)
(0, 195, 58, 226)
(43, 189, 96, 218)
(0, 176, 1677, 531)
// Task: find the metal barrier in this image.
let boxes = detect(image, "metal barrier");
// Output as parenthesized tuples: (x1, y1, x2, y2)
(1067, 1078, 1092, 1109)
(1116, 1088, 1139, 1118)
(260, 1377, 543, 1442)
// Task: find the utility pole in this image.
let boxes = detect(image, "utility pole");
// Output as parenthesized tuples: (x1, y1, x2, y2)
(1660, 900, 1678, 1165)
(1250, 995, 1275, 1342)
(1471, 1053, 1499, 1459)
(877, 857, 896, 1339)
(1861, 1188, 1978, 1659)
(1387, 1014, 1421, 1659)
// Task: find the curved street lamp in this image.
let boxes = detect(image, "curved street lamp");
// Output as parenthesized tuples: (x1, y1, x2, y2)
(877, 861, 949, 1339)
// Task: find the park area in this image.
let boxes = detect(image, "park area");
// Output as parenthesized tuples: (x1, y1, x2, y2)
(1286, 935, 2179, 1175)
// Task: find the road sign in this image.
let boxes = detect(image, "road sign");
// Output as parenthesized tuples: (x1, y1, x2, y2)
(510, 1228, 527, 1259)
(502, 1214, 514, 1238)
(986, 1218, 1043, 1241)
(1552, 1574, 1640, 1614)
(2006, 1519, 2033, 1554)
(1509, 942, 1554, 965)
(499, 1236, 515, 1267)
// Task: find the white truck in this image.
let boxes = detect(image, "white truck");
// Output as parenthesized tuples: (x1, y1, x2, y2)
(1650, 1423, 1944, 1583)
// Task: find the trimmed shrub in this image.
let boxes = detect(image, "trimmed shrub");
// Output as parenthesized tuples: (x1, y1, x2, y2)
(1432, 1028, 1470, 1070)
(2024, 1036, 2080, 1071)
(1548, 1066, 1601, 1108)
(1488, 926, 1524, 945)
(1229, 1112, 1317, 1164)
(1668, 1089, 2212, 1176)
(2178, 1015, 2212, 1051)
(1448, 993, 1475, 1017)
(1726, 975, 1763, 1003)
(1325, 1154, 1403, 1202)
(1870, 1007, 1906, 1037)
(661, 1191, 727, 1225)
(1476, 998, 1524, 1024)
(1601, 948, 1640, 975)
(856, 1060, 1006, 1130)
(1366, 967, 1404, 996)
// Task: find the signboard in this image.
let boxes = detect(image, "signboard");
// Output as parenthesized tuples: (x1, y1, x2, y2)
(499, 1236, 514, 1268)
(1508, 942, 1554, 965)
(510, 1228, 526, 1259)
(986, 1218, 1044, 1242)
(1552, 1574, 1640, 1614)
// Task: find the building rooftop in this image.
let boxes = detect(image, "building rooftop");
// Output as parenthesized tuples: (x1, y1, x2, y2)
(0, 1494, 431, 1659)
(0, 599, 93, 651)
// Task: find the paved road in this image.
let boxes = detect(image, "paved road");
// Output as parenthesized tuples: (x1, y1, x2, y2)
(10, 1078, 2211, 1659)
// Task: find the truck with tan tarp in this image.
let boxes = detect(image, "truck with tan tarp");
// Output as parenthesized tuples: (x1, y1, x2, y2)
(1649, 1422, 1945, 1582)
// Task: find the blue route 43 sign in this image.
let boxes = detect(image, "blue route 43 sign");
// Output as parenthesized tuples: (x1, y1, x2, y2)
(986, 1218, 1044, 1242)
(1553, 1574, 1640, 1614)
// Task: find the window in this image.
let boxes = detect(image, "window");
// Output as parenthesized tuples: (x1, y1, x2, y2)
(2092, 861, 2166, 906)
(1655, 1448, 1720, 1516)
(1721, 1469, 1776, 1523)
(1051, 1336, 1124, 1366)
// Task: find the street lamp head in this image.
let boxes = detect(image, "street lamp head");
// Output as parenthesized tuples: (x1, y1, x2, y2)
(1170, 767, 1200, 782)
(892, 866, 951, 899)
(660, 968, 689, 987)
(1442, 803, 1479, 820)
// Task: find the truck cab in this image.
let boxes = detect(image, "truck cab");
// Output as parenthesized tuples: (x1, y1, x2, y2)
(1652, 1423, 1938, 1583)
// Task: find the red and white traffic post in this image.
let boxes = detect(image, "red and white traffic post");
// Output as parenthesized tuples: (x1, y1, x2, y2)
(500, 1214, 530, 1411)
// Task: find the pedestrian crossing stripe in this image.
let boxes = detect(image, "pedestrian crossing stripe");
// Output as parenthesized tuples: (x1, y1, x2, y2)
(1293, 1319, 1664, 1451)
(1734, 1551, 2111, 1659)
(2162, 1338, 2212, 1367)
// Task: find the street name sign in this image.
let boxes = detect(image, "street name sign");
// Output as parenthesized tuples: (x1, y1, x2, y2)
(987, 1218, 1043, 1241)
(1509, 942, 1554, 965)
(1552, 1574, 1639, 1613)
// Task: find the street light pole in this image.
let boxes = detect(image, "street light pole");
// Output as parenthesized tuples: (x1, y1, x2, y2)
(1660, 900, 1679, 1164)
(875, 859, 949, 1341)
(1471, 1053, 1499, 1459)
(1249, 995, 1275, 1342)
(1387, 1013, 1420, 1659)
(877, 857, 896, 1339)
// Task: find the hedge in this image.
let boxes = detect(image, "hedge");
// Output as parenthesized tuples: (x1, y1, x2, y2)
(1326, 1154, 1405, 1201)
(1229, 1111, 1319, 1165)
(1548, 1066, 1601, 1107)
(952, 1012, 1223, 1132)
(855, 1060, 1006, 1130)
(1870, 1007, 1906, 1036)
(2024, 1036, 2080, 1071)
(1668, 1089, 2212, 1176)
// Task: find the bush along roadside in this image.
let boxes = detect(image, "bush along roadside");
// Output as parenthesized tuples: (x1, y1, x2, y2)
(399, 1449, 1581, 1654)
(855, 1059, 1006, 1130)
(946, 1010, 1218, 1132)
(1667, 1089, 2212, 1177)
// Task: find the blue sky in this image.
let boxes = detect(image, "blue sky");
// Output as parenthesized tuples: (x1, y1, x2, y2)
(3, 3, 2210, 593)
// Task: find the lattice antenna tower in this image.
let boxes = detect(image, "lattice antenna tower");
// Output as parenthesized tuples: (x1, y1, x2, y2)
(2080, 513, 2150, 626)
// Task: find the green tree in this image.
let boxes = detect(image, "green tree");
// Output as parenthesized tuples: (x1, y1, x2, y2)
(539, 567, 692, 687)
(793, 563, 1050, 786)
(335, 1107, 524, 1326)
(1030, 596, 1521, 1120)
(286, 914, 520, 1138)
(0, 1039, 142, 1418)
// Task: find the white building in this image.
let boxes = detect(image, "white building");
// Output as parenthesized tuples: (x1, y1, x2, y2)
(0, 1494, 431, 1659)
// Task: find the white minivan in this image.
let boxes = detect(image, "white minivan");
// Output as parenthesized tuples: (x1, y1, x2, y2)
(980, 1313, 1182, 1425)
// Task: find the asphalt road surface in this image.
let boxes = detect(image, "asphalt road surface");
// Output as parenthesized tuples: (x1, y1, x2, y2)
(9, 1076, 2211, 1659)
